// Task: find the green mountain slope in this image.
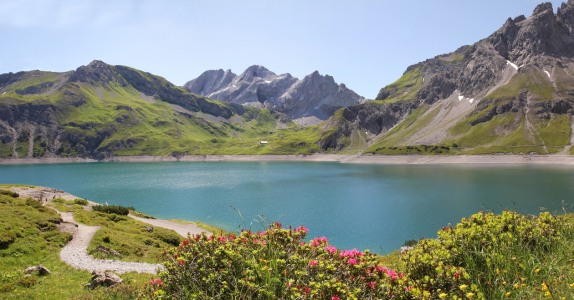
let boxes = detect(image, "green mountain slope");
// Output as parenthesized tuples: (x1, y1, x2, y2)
(318, 3, 574, 156)
(0, 61, 325, 159)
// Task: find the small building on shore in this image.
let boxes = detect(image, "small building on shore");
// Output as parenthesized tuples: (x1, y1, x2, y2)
(260, 141, 268, 144)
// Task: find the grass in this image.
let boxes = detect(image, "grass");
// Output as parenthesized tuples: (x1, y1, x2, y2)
(376, 67, 423, 102)
(0, 193, 151, 299)
(368, 144, 458, 155)
(485, 66, 556, 102)
(167, 219, 235, 236)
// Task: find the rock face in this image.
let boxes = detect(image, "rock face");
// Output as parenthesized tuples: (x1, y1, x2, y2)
(184, 66, 366, 125)
(324, 1, 574, 152)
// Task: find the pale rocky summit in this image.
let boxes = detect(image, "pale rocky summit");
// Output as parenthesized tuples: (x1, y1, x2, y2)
(184, 66, 366, 126)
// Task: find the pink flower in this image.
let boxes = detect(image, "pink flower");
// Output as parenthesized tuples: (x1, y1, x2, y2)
(324, 245, 337, 254)
(348, 258, 357, 265)
(262, 240, 267, 245)
(295, 226, 308, 233)
(300, 242, 306, 246)
(308, 260, 318, 266)
(405, 286, 413, 291)
(369, 281, 376, 290)
(332, 296, 340, 300)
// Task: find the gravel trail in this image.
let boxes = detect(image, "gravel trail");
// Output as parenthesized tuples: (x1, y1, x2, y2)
(129, 214, 210, 238)
(58, 210, 164, 274)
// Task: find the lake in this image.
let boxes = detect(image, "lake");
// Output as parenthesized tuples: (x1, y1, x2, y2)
(1, 161, 572, 253)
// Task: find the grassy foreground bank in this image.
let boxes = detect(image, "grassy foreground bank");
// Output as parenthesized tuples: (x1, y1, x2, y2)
(1, 184, 574, 299)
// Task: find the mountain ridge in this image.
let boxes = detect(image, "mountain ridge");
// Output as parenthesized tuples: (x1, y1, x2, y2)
(315, 1, 574, 156)
(184, 66, 366, 126)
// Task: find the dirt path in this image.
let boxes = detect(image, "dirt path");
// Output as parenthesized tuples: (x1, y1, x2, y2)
(58, 210, 163, 274)
(128, 215, 210, 238)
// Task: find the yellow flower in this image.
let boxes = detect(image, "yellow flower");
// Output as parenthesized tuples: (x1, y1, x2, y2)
(439, 293, 447, 299)
(460, 284, 468, 291)
(545, 291, 551, 296)
(535, 269, 540, 274)
(511, 257, 516, 260)
(502, 281, 506, 286)
(466, 292, 475, 298)
(513, 284, 519, 289)
(505, 292, 511, 297)
(496, 269, 500, 275)
(570, 282, 574, 288)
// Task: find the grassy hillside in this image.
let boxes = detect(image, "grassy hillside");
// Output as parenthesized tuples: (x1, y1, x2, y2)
(0, 186, 151, 299)
(362, 64, 574, 156)
(0, 61, 325, 159)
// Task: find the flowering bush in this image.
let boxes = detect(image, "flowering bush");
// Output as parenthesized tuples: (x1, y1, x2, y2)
(139, 211, 574, 299)
(139, 222, 473, 299)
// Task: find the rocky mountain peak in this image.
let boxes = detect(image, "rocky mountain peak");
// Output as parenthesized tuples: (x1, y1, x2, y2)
(184, 66, 365, 125)
(533, 2, 554, 15)
(487, 1, 574, 64)
(68, 60, 123, 86)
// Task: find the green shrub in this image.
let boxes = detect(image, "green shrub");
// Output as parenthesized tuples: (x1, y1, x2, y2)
(153, 230, 181, 247)
(129, 210, 156, 219)
(18, 277, 37, 287)
(25, 198, 41, 208)
(0, 190, 19, 198)
(92, 205, 134, 216)
(0, 230, 16, 247)
(403, 239, 418, 247)
(73, 199, 89, 206)
(52, 198, 65, 204)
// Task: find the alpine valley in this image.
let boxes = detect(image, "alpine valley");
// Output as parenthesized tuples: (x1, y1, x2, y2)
(3, 1, 574, 160)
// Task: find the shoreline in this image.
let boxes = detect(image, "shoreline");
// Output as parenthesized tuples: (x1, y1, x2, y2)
(1, 153, 574, 165)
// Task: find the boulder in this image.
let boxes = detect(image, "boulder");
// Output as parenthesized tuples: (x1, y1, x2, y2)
(95, 244, 122, 258)
(85, 270, 123, 289)
(23, 264, 51, 275)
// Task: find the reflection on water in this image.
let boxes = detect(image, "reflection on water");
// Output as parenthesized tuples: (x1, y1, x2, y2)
(1, 162, 572, 252)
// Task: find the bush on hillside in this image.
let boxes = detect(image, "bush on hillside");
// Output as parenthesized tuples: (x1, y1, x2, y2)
(25, 198, 41, 208)
(92, 205, 134, 216)
(0, 230, 16, 248)
(0, 190, 19, 198)
(74, 199, 89, 205)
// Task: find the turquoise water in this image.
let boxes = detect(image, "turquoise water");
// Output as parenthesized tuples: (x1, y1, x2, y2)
(1, 162, 573, 253)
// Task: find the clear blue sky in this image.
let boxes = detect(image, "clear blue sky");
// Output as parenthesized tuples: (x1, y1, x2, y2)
(0, 0, 564, 99)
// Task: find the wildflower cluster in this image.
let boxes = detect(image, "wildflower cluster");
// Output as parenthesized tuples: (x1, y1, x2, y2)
(139, 211, 574, 299)
(399, 211, 574, 299)
(139, 222, 449, 299)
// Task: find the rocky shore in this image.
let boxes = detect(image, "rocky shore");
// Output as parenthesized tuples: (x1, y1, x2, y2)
(2, 154, 574, 165)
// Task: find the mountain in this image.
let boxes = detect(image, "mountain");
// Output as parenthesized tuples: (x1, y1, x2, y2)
(316, 1, 574, 155)
(183, 66, 366, 126)
(0, 60, 330, 159)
